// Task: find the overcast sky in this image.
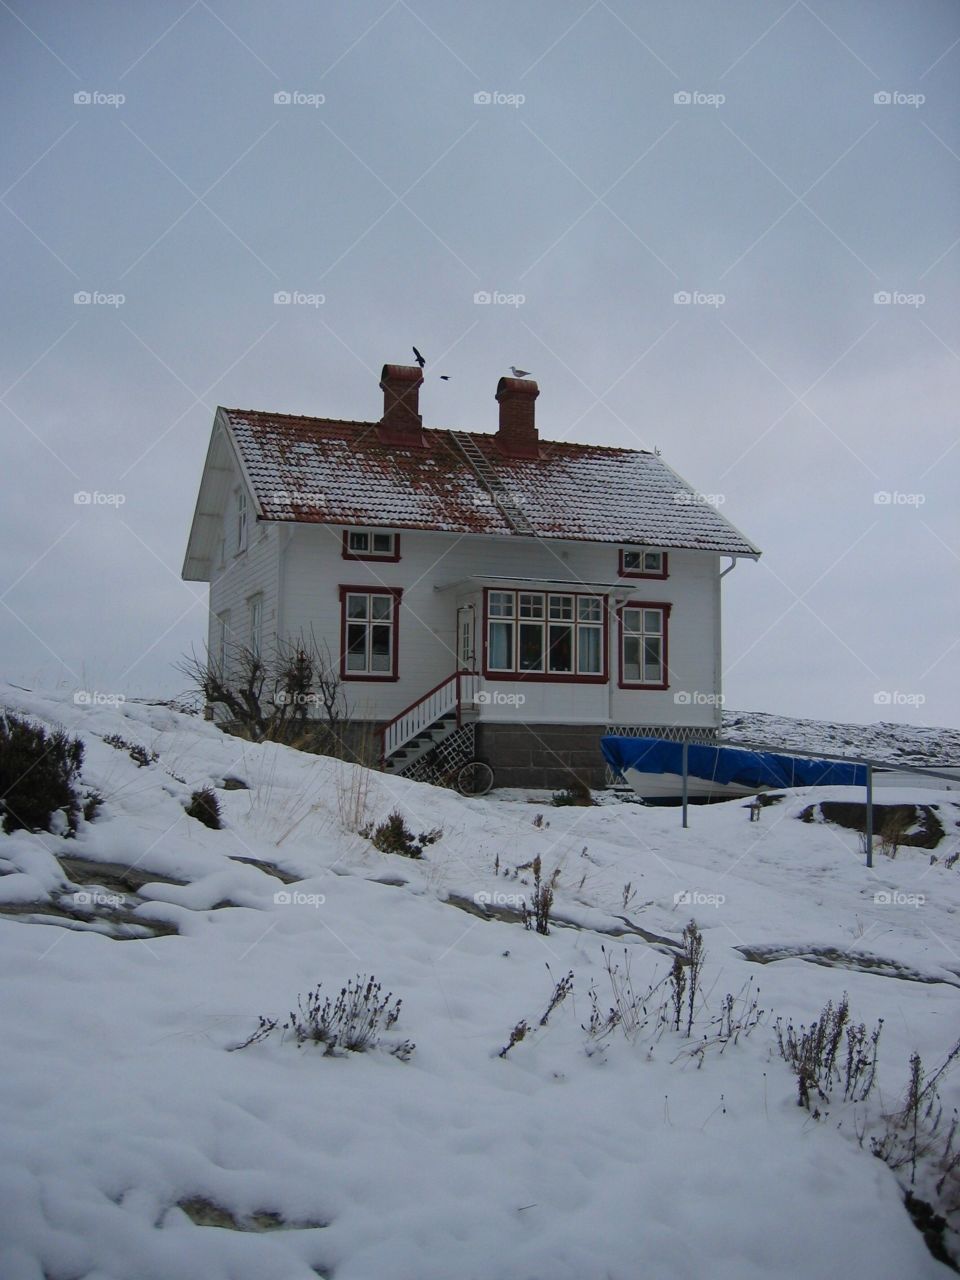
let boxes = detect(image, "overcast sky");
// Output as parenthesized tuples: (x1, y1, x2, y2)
(2, 0, 958, 731)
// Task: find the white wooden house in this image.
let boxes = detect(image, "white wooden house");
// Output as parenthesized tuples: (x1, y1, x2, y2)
(182, 364, 760, 787)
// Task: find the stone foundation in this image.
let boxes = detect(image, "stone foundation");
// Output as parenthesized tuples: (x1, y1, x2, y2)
(475, 722, 611, 790)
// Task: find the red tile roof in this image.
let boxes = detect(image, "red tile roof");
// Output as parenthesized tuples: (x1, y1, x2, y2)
(222, 408, 760, 556)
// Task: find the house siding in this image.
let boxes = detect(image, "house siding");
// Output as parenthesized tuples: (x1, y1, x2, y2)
(278, 524, 723, 734)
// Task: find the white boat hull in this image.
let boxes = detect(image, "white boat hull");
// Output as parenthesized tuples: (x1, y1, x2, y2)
(621, 767, 773, 802)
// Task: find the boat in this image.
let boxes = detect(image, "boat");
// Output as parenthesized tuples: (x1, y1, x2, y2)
(601, 735, 868, 803)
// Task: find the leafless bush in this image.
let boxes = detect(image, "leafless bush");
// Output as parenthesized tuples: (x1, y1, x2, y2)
(499, 967, 574, 1057)
(178, 633, 350, 753)
(521, 855, 560, 934)
(775, 993, 883, 1110)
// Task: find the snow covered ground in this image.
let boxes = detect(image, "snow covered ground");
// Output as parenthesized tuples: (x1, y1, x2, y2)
(1, 683, 958, 1279)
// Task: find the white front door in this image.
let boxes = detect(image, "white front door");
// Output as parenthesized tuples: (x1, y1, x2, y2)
(457, 606, 475, 671)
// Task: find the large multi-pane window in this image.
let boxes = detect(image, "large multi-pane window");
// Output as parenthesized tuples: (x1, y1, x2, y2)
(486, 590, 605, 678)
(619, 603, 669, 687)
(341, 589, 400, 678)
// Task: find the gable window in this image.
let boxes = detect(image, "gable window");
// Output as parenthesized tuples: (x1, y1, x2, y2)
(339, 587, 402, 680)
(248, 594, 263, 659)
(619, 602, 670, 689)
(619, 547, 668, 579)
(236, 489, 248, 553)
(342, 528, 400, 562)
(485, 589, 606, 681)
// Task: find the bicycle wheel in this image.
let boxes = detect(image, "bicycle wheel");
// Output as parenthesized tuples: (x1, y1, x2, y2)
(456, 760, 494, 797)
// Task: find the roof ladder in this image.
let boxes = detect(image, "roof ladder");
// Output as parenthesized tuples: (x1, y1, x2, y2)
(449, 432, 537, 537)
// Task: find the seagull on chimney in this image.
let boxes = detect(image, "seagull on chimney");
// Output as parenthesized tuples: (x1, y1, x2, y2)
(510, 366, 531, 378)
(412, 346, 426, 368)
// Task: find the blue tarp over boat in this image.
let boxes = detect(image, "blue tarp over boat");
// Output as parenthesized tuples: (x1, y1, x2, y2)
(601, 736, 868, 791)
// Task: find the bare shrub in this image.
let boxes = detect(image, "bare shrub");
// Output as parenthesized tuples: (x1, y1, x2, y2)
(361, 809, 442, 859)
(775, 993, 882, 1110)
(185, 787, 221, 829)
(234, 975, 413, 1060)
(521, 855, 559, 934)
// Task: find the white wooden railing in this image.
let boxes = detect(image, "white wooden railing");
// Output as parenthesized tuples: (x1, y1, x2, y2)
(381, 671, 480, 762)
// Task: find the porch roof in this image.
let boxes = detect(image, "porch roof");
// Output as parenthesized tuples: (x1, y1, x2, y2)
(434, 575, 641, 594)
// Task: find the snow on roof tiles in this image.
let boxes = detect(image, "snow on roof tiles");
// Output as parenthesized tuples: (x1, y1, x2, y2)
(223, 408, 760, 556)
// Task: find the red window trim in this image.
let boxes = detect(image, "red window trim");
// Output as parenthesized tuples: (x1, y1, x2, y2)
(481, 587, 609, 684)
(618, 547, 669, 580)
(341, 528, 401, 562)
(617, 599, 672, 691)
(338, 585, 402, 682)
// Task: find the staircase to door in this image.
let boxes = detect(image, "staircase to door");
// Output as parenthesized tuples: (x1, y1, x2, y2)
(381, 671, 480, 781)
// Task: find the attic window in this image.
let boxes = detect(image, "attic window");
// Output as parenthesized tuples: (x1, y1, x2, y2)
(619, 547, 667, 579)
(342, 528, 400, 562)
(236, 489, 248, 553)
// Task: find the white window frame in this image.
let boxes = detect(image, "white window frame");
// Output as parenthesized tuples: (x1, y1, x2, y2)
(620, 604, 668, 687)
(236, 488, 248, 553)
(485, 589, 605, 678)
(342, 590, 397, 678)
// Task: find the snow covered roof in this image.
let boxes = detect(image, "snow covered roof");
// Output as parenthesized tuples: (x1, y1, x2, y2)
(219, 407, 760, 557)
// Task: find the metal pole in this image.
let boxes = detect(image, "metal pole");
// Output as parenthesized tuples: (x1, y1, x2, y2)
(682, 740, 689, 829)
(865, 764, 873, 868)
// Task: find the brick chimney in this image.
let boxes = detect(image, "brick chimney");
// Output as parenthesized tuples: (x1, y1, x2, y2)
(378, 364, 425, 447)
(495, 376, 540, 458)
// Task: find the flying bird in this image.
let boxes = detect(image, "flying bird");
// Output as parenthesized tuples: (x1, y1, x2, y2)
(440, 375, 451, 380)
(412, 346, 426, 368)
(510, 366, 531, 378)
